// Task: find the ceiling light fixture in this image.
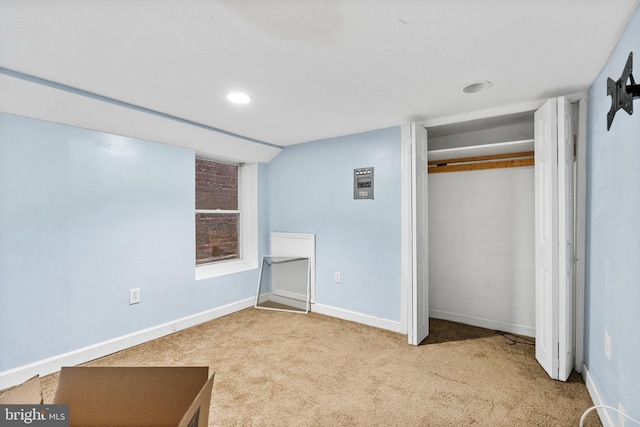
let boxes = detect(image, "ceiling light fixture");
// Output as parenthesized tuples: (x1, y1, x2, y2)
(461, 81, 492, 94)
(226, 92, 252, 104)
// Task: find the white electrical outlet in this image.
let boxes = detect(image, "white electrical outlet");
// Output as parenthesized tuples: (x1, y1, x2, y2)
(334, 272, 341, 283)
(604, 331, 611, 360)
(129, 288, 141, 305)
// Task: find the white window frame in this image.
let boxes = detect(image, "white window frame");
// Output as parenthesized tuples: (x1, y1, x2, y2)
(195, 162, 258, 280)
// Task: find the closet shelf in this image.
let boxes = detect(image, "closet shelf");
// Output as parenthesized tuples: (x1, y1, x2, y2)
(428, 139, 534, 161)
(428, 139, 534, 174)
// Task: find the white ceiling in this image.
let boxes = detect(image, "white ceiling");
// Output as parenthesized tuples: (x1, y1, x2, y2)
(1, 0, 639, 149)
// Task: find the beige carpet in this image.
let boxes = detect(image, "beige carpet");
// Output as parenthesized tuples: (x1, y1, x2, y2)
(35, 308, 599, 426)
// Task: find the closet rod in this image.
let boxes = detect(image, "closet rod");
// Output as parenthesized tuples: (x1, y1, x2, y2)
(428, 151, 534, 174)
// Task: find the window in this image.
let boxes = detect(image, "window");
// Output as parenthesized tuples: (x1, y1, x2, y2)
(195, 158, 258, 280)
(195, 158, 240, 265)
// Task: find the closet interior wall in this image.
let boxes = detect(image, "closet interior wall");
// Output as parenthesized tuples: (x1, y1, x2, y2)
(427, 112, 537, 337)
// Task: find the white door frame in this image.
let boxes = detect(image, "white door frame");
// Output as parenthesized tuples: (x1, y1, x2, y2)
(573, 96, 588, 372)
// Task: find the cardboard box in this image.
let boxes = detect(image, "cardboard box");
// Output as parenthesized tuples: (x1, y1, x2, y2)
(2, 367, 214, 427)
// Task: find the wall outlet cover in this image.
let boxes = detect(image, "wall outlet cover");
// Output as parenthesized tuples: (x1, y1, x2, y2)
(129, 288, 141, 305)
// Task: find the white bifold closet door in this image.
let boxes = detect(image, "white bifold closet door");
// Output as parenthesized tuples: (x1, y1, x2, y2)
(405, 123, 430, 346)
(534, 96, 574, 381)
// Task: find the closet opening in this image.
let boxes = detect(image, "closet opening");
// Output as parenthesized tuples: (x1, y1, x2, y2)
(426, 110, 537, 338)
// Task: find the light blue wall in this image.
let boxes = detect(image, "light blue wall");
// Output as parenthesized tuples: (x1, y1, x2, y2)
(267, 127, 402, 321)
(0, 112, 263, 371)
(585, 5, 640, 418)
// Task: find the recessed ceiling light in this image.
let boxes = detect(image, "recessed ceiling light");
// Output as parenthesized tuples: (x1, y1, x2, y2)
(461, 81, 492, 94)
(226, 92, 252, 104)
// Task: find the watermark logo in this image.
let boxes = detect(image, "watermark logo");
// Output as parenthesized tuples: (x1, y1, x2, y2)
(0, 405, 68, 426)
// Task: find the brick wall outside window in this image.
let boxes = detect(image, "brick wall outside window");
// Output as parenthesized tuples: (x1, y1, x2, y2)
(195, 158, 239, 265)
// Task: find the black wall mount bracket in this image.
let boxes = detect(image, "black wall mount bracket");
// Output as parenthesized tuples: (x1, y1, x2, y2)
(607, 52, 640, 130)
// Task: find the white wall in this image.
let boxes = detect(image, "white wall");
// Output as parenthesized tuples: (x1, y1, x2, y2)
(428, 165, 535, 336)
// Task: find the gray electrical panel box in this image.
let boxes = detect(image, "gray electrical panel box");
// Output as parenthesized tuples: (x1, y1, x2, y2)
(354, 167, 374, 199)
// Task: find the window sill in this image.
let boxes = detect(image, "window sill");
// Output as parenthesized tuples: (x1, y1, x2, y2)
(195, 258, 258, 281)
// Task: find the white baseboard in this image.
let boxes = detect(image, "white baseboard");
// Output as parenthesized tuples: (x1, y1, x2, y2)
(267, 294, 308, 311)
(0, 297, 255, 391)
(582, 363, 614, 427)
(430, 309, 535, 337)
(312, 303, 401, 333)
